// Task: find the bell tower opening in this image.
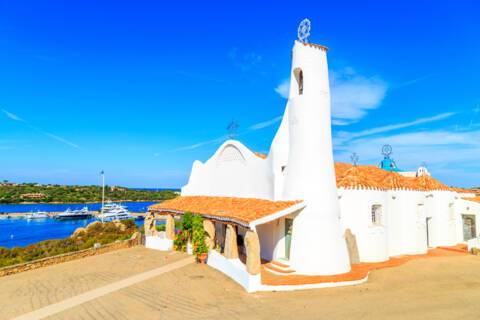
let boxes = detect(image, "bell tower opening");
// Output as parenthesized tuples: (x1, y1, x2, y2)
(294, 68, 303, 95)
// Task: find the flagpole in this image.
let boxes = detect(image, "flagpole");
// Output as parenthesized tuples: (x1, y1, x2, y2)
(101, 170, 105, 221)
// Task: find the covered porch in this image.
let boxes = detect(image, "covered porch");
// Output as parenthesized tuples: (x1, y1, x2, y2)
(147, 196, 305, 292)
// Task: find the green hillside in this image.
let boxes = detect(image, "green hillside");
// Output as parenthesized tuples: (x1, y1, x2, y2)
(0, 183, 178, 204)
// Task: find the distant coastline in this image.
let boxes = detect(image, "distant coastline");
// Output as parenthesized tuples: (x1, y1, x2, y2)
(131, 187, 181, 192)
(9, 199, 175, 205)
(0, 182, 179, 204)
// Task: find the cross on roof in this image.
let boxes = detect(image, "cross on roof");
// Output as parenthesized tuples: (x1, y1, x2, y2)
(226, 120, 240, 139)
(350, 153, 359, 166)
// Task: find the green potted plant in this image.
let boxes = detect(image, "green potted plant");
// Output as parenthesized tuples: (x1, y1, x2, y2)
(191, 214, 209, 263)
(173, 213, 194, 252)
(195, 241, 209, 264)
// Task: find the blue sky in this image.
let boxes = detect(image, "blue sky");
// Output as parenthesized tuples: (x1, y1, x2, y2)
(0, 1, 479, 188)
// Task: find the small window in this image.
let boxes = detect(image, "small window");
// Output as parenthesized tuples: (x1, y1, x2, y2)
(371, 205, 382, 226)
(294, 68, 303, 95)
(281, 165, 287, 172)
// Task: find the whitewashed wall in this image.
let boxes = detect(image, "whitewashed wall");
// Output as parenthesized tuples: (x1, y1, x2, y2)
(182, 140, 273, 200)
(256, 222, 275, 261)
(425, 191, 457, 247)
(338, 188, 389, 262)
(454, 198, 480, 243)
(268, 104, 290, 201)
(387, 190, 427, 256)
(256, 218, 289, 261)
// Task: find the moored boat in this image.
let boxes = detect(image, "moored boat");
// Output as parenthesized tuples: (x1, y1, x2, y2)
(97, 172, 134, 222)
(97, 203, 133, 222)
(25, 211, 49, 220)
(55, 207, 93, 220)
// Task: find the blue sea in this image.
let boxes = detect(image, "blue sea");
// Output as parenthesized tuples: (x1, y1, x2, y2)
(0, 201, 156, 214)
(0, 202, 157, 249)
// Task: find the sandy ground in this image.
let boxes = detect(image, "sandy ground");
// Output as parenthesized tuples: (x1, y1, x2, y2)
(1, 247, 480, 320)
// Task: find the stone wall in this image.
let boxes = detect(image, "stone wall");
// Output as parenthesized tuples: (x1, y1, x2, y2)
(0, 234, 142, 277)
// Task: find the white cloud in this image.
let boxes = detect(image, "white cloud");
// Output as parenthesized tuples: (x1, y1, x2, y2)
(330, 69, 387, 125)
(2, 108, 80, 149)
(274, 68, 387, 125)
(173, 136, 227, 152)
(274, 79, 290, 99)
(331, 119, 351, 126)
(469, 105, 480, 128)
(336, 112, 455, 142)
(336, 129, 480, 168)
(248, 116, 282, 130)
(44, 133, 80, 149)
(332, 111, 480, 186)
(334, 126, 480, 187)
(393, 73, 435, 89)
(2, 109, 24, 122)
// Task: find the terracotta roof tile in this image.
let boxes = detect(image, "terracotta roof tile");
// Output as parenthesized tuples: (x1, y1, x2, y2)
(379, 171, 410, 190)
(254, 152, 267, 159)
(334, 162, 451, 191)
(300, 41, 329, 52)
(334, 163, 352, 181)
(412, 174, 450, 191)
(463, 196, 480, 204)
(451, 187, 475, 194)
(149, 196, 302, 226)
(337, 165, 385, 190)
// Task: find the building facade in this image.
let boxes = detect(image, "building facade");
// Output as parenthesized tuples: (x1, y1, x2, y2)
(147, 33, 480, 292)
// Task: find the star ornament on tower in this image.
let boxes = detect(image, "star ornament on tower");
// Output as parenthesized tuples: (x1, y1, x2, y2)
(381, 144, 393, 157)
(297, 18, 311, 43)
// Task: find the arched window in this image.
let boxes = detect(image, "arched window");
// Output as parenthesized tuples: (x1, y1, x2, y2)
(294, 68, 303, 95)
(371, 205, 382, 226)
(218, 145, 245, 165)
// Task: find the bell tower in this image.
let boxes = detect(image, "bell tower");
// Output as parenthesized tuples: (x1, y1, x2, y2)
(282, 20, 351, 275)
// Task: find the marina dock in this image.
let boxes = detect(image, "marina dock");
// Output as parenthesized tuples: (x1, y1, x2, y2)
(0, 211, 147, 219)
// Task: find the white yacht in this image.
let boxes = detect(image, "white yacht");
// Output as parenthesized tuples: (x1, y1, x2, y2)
(100, 201, 117, 212)
(97, 172, 134, 222)
(26, 211, 49, 220)
(97, 202, 133, 222)
(56, 207, 92, 220)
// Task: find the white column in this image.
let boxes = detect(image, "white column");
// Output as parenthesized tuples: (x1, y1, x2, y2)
(245, 230, 261, 275)
(224, 224, 238, 259)
(282, 41, 350, 275)
(203, 219, 215, 250)
(166, 214, 175, 240)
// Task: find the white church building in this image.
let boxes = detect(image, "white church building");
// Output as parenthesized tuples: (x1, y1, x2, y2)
(147, 20, 480, 292)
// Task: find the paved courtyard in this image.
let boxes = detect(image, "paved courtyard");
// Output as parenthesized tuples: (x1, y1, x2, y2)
(1, 246, 480, 320)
